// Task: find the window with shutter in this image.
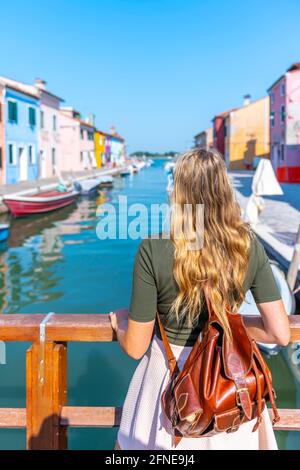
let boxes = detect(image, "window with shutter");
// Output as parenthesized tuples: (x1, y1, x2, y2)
(8, 101, 18, 123)
(28, 107, 36, 127)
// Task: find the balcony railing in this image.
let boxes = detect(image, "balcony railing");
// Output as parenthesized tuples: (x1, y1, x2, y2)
(0, 313, 299, 449)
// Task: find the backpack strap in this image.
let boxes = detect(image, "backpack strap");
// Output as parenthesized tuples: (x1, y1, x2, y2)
(156, 313, 179, 376)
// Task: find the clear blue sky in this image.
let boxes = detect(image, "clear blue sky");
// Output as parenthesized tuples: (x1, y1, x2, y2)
(1, 0, 300, 153)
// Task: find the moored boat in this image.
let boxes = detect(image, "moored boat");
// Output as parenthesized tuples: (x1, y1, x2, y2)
(74, 178, 100, 195)
(164, 161, 176, 174)
(4, 190, 79, 218)
(121, 165, 136, 176)
(98, 175, 114, 189)
(0, 224, 9, 242)
(132, 160, 146, 171)
(120, 169, 131, 177)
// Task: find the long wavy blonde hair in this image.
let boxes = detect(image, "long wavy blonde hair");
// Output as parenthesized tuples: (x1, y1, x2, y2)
(170, 148, 251, 339)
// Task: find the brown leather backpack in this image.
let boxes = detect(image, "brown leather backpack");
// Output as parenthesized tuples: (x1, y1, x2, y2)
(157, 302, 280, 447)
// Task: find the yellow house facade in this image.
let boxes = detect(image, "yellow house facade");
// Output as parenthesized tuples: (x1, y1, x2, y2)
(224, 96, 270, 170)
(94, 130, 106, 168)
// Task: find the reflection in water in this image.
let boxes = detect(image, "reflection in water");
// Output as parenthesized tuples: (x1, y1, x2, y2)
(0, 194, 109, 313)
(0, 162, 299, 449)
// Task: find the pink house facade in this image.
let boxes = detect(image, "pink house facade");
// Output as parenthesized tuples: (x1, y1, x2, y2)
(60, 108, 96, 173)
(34, 79, 63, 178)
(0, 89, 4, 183)
(268, 62, 300, 183)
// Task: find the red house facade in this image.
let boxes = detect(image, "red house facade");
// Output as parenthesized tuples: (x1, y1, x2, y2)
(212, 109, 236, 157)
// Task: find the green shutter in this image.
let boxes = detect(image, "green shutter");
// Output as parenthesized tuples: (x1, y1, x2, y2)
(8, 144, 13, 164)
(29, 107, 36, 126)
(8, 101, 18, 123)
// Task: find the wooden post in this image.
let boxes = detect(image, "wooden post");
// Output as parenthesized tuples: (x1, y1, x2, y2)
(287, 224, 300, 291)
(26, 341, 67, 450)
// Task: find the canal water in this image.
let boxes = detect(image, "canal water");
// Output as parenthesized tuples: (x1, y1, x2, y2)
(0, 159, 299, 449)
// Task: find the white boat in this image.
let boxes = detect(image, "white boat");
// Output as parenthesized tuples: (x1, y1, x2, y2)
(120, 170, 130, 177)
(239, 262, 295, 354)
(132, 160, 146, 171)
(120, 166, 134, 176)
(167, 173, 174, 196)
(145, 159, 154, 167)
(129, 164, 139, 173)
(74, 178, 100, 195)
(164, 161, 176, 174)
(98, 175, 114, 188)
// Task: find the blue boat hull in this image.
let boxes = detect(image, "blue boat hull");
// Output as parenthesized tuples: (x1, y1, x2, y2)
(0, 225, 9, 242)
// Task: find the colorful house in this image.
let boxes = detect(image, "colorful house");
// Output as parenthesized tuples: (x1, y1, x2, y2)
(0, 77, 40, 184)
(212, 108, 236, 157)
(194, 127, 213, 149)
(94, 130, 106, 168)
(104, 134, 111, 165)
(60, 108, 96, 172)
(0, 89, 4, 183)
(109, 127, 126, 166)
(268, 62, 300, 183)
(224, 96, 270, 170)
(34, 79, 64, 178)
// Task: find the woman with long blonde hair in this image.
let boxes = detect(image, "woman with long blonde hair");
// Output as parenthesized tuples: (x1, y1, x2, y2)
(110, 149, 290, 450)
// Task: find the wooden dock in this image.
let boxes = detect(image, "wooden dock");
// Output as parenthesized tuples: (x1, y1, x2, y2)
(0, 313, 300, 449)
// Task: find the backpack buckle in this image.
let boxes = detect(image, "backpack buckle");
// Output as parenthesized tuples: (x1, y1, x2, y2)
(236, 387, 249, 407)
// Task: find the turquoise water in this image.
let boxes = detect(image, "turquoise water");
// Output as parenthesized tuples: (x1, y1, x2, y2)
(0, 159, 299, 449)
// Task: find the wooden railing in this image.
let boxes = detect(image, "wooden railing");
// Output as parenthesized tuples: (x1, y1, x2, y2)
(0, 313, 300, 450)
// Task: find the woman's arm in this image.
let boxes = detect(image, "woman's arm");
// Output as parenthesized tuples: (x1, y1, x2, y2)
(243, 299, 291, 346)
(109, 308, 155, 360)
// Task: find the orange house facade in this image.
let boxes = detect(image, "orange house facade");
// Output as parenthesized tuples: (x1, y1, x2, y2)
(224, 96, 270, 170)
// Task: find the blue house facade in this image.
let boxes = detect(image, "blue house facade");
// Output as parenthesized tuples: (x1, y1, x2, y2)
(2, 82, 40, 184)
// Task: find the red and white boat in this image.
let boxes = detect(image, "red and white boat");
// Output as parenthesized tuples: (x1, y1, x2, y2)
(3, 189, 79, 217)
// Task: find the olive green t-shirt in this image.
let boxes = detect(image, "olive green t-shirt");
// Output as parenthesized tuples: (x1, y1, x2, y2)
(129, 234, 281, 346)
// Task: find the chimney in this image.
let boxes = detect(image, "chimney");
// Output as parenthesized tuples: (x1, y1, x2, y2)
(243, 94, 251, 106)
(110, 126, 116, 135)
(85, 114, 95, 126)
(35, 78, 47, 90)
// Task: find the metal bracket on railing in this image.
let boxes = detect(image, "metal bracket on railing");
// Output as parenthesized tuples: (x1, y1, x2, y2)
(38, 312, 55, 385)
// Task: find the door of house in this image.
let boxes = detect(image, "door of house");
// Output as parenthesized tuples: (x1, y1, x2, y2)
(40, 150, 47, 178)
(273, 145, 279, 171)
(83, 151, 89, 169)
(18, 146, 28, 181)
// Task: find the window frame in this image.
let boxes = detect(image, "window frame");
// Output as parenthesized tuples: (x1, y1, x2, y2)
(28, 144, 36, 165)
(51, 147, 56, 165)
(7, 99, 18, 124)
(270, 111, 275, 128)
(280, 105, 286, 125)
(8, 142, 17, 165)
(40, 109, 45, 129)
(28, 105, 36, 127)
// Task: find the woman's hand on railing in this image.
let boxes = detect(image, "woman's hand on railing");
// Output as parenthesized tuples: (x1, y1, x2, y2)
(109, 309, 155, 360)
(109, 308, 129, 335)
